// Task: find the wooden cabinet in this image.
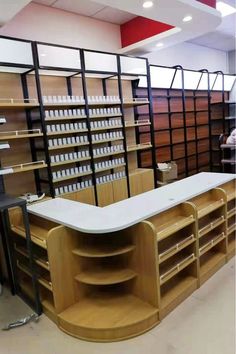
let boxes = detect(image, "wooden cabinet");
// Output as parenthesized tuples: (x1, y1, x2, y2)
(130, 169, 154, 197)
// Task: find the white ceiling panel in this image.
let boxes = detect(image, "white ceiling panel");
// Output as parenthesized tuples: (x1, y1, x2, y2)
(33, 0, 56, 5)
(52, 0, 105, 16)
(190, 31, 235, 51)
(93, 7, 135, 24)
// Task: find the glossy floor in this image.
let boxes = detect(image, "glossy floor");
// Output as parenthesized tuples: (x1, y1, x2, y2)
(0, 258, 235, 354)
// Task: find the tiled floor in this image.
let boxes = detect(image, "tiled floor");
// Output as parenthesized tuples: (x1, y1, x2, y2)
(0, 258, 235, 354)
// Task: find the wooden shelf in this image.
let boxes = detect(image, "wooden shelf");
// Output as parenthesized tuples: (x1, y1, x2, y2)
(43, 102, 85, 108)
(45, 115, 87, 122)
(156, 215, 194, 241)
(127, 143, 152, 152)
(53, 171, 92, 183)
(228, 237, 235, 257)
(95, 163, 126, 173)
(0, 130, 43, 140)
(197, 199, 225, 219)
(0, 102, 39, 109)
(199, 232, 226, 256)
(159, 235, 195, 264)
(227, 191, 236, 202)
(92, 137, 124, 145)
(227, 207, 236, 219)
(199, 216, 225, 238)
(125, 121, 151, 128)
(89, 101, 121, 107)
(160, 254, 196, 285)
(72, 244, 135, 258)
(48, 142, 89, 151)
(14, 245, 49, 271)
(58, 291, 158, 341)
(89, 114, 121, 119)
(93, 151, 125, 159)
(228, 223, 236, 235)
(160, 275, 197, 315)
(51, 157, 91, 167)
(11, 224, 48, 249)
(47, 129, 88, 136)
(0, 161, 47, 175)
(17, 261, 52, 292)
(75, 266, 137, 285)
(91, 125, 123, 132)
(200, 251, 226, 284)
(123, 100, 149, 107)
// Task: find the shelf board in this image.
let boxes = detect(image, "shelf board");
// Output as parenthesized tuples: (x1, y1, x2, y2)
(17, 261, 52, 292)
(89, 114, 121, 119)
(197, 199, 225, 219)
(45, 115, 87, 122)
(199, 216, 225, 238)
(199, 233, 226, 256)
(227, 207, 236, 219)
(156, 215, 195, 241)
(92, 137, 124, 145)
(222, 159, 236, 164)
(11, 224, 48, 249)
(160, 254, 196, 285)
(228, 223, 236, 235)
(220, 144, 236, 150)
(47, 129, 88, 136)
(0, 132, 43, 140)
(88, 101, 121, 107)
(227, 191, 236, 202)
(0, 102, 39, 109)
(53, 171, 92, 183)
(51, 157, 91, 167)
(161, 275, 197, 312)
(43, 102, 85, 108)
(159, 235, 196, 264)
(0, 161, 47, 175)
(48, 142, 89, 151)
(14, 245, 49, 271)
(93, 150, 125, 159)
(127, 143, 152, 152)
(123, 100, 149, 107)
(75, 267, 137, 285)
(125, 121, 151, 128)
(72, 244, 135, 258)
(91, 125, 123, 132)
(200, 251, 226, 284)
(58, 292, 158, 340)
(95, 163, 126, 173)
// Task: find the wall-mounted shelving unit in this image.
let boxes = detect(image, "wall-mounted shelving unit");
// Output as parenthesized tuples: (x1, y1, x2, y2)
(135, 66, 236, 180)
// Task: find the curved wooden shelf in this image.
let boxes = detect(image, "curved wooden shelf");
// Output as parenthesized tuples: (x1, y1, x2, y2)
(72, 244, 135, 258)
(58, 292, 158, 342)
(75, 267, 137, 285)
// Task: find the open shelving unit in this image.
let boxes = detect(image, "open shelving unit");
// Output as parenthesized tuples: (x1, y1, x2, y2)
(135, 66, 236, 180)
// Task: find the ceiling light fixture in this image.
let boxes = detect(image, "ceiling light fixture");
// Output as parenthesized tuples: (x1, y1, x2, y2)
(216, 1, 236, 17)
(143, 1, 153, 8)
(156, 43, 163, 47)
(182, 15, 192, 22)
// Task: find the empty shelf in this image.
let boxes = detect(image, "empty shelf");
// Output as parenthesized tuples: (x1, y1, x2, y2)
(199, 232, 226, 256)
(58, 292, 158, 341)
(159, 235, 195, 264)
(199, 216, 225, 238)
(127, 143, 152, 152)
(0, 161, 47, 175)
(227, 207, 236, 219)
(14, 245, 49, 270)
(197, 199, 225, 218)
(75, 267, 137, 285)
(228, 223, 236, 235)
(200, 251, 226, 284)
(72, 244, 135, 258)
(160, 254, 196, 285)
(156, 215, 195, 241)
(11, 224, 48, 249)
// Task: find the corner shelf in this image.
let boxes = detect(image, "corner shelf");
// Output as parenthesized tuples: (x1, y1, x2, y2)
(75, 266, 137, 285)
(72, 244, 135, 258)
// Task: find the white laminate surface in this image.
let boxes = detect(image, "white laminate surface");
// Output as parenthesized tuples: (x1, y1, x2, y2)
(28, 172, 235, 234)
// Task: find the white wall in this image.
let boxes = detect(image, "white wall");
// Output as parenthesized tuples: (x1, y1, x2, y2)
(144, 42, 228, 73)
(0, 2, 121, 52)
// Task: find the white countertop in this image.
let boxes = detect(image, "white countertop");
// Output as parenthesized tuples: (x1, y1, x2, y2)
(28, 172, 235, 234)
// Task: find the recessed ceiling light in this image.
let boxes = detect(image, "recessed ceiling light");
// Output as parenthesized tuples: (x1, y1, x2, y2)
(143, 1, 153, 8)
(182, 15, 192, 22)
(216, 1, 236, 17)
(40, 53, 46, 57)
(156, 43, 163, 47)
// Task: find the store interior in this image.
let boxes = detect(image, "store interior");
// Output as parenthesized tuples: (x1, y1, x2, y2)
(0, 1, 235, 353)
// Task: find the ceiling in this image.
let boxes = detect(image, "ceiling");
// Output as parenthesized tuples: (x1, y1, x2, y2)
(189, 0, 236, 51)
(0, 0, 31, 26)
(33, 0, 136, 24)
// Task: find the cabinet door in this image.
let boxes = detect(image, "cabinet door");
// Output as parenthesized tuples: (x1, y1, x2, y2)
(129, 173, 143, 197)
(113, 178, 128, 202)
(97, 182, 114, 207)
(141, 170, 154, 193)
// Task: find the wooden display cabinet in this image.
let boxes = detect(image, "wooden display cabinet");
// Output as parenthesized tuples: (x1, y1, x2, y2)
(190, 188, 227, 285)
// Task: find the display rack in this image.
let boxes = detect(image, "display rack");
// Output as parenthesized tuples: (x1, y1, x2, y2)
(135, 66, 235, 179)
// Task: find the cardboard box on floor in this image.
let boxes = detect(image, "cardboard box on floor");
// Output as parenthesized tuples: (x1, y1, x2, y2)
(157, 161, 178, 183)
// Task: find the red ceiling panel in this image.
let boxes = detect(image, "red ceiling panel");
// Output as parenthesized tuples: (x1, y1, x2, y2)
(197, 0, 216, 8)
(120, 16, 174, 48)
